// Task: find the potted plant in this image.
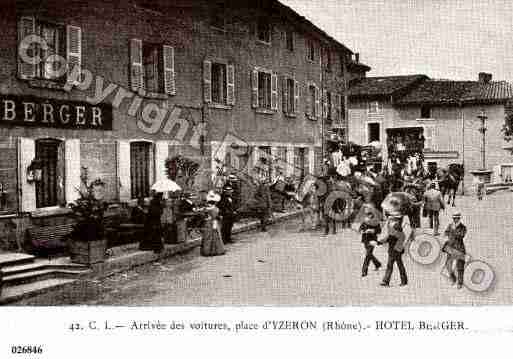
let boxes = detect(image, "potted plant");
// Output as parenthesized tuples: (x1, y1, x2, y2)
(68, 167, 108, 265)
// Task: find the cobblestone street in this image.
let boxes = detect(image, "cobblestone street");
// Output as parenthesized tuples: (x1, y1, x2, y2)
(71, 192, 513, 306)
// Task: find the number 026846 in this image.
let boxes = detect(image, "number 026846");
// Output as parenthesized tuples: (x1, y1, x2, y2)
(11, 345, 43, 355)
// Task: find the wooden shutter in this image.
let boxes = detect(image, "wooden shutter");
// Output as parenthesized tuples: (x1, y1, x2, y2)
(322, 89, 327, 119)
(130, 39, 144, 92)
(335, 93, 342, 122)
(66, 25, 82, 86)
(306, 85, 312, 117)
(203, 60, 212, 103)
(18, 16, 36, 79)
(117, 140, 131, 202)
(271, 72, 278, 111)
(163, 45, 175, 95)
(64, 139, 81, 204)
(18, 137, 36, 212)
(282, 77, 288, 113)
(227, 64, 235, 105)
(315, 86, 321, 120)
(294, 80, 300, 115)
(251, 68, 259, 108)
(154, 140, 169, 184)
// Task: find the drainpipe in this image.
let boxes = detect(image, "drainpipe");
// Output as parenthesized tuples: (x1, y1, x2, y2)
(460, 101, 465, 195)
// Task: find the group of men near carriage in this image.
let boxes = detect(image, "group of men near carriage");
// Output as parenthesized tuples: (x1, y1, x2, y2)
(215, 141, 468, 289)
(275, 144, 469, 288)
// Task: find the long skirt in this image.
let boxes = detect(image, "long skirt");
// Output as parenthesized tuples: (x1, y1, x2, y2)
(139, 221, 164, 252)
(201, 219, 226, 256)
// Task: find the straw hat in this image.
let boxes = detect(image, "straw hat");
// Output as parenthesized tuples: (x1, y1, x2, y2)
(206, 190, 221, 203)
(452, 212, 462, 218)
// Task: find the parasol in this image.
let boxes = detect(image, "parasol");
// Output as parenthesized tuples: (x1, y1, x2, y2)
(151, 178, 182, 192)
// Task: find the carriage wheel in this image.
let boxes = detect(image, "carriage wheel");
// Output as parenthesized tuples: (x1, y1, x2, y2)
(323, 190, 353, 222)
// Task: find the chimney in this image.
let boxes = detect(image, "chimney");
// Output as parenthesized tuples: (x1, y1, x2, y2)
(478, 72, 492, 83)
(354, 53, 360, 63)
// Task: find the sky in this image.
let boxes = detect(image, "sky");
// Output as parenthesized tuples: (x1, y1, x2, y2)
(281, 0, 513, 81)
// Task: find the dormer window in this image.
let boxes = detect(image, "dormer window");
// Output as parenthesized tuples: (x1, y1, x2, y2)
(420, 106, 432, 119)
(257, 18, 271, 43)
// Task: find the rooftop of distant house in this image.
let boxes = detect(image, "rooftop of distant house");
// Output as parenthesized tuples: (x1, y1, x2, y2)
(348, 75, 429, 98)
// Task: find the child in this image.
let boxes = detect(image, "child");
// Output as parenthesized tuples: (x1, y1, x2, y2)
(359, 205, 382, 277)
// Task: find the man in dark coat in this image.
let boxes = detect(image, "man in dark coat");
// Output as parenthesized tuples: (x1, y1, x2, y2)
(140, 191, 164, 253)
(254, 179, 272, 232)
(379, 216, 408, 287)
(359, 211, 382, 277)
(443, 212, 467, 289)
(219, 186, 237, 243)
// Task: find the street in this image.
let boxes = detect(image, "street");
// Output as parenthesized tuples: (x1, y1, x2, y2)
(67, 192, 513, 305)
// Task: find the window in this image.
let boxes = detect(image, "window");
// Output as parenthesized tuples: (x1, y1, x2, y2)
(420, 106, 432, 119)
(130, 39, 175, 95)
(142, 43, 163, 93)
(325, 49, 331, 72)
(257, 18, 271, 43)
(36, 22, 65, 80)
(294, 147, 307, 181)
(339, 94, 345, 123)
(326, 92, 332, 121)
(252, 68, 277, 111)
(285, 29, 294, 51)
(17, 17, 82, 84)
(368, 123, 380, 143)
(211, 63, 227, 104)
(308, 85, 316, 117)
(286, 78, 294, 113)
(368, 101, 381, 114)
(130, 141, 152, 199)
(258, 72, 272, 109)
(211, 2, 226, 29)
(308, 40, 315, 61)
(35, 139, 64, 208)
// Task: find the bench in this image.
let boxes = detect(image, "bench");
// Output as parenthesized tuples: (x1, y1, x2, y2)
(26, 222, 75, 257)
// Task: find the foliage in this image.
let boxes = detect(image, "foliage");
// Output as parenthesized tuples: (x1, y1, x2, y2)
(68, 167, 107, 242)
(502, 109, 513, 151)
(165, 155, 200, 189)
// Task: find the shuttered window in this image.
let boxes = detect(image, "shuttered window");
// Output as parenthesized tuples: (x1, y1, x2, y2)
(130, 40, 175, 95)
(203, 61, 235, 106)
(17, 17, 82, 84)
(35, 139, 64, 208)
(294, 147, 306, 181)
(258, 71, 272, 109)
(130, 141, 152, 199)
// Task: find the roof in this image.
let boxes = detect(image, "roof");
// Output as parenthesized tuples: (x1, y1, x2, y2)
(396, 80, 513, 105)
(348, 75, 429, 98)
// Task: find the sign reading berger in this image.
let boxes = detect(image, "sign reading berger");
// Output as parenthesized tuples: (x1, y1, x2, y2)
(0, 94, 113, 130)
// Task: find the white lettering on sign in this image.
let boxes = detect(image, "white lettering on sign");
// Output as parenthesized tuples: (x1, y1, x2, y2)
(3, 100, 15, 121)
(92, 107, 102, 126)
(75, 106, 86, 125)
(42, 103, 54, 123)
(59, 105, 70, 124)
(23, 102, 35, 122)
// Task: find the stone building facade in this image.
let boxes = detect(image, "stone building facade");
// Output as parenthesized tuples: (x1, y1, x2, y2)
(0, 0, 368, 251)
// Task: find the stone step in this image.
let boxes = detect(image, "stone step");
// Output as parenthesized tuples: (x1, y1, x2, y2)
(0, 253, 35, 268)
(0, 278, 76, 305)
(2, 268, 87, 287)
(1, 260, 89, 277)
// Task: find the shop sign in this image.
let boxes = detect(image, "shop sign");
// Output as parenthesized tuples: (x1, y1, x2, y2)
(0, 94, 112, 130)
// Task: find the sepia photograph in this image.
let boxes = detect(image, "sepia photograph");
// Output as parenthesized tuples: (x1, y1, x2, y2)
(0, 0, 511, 311)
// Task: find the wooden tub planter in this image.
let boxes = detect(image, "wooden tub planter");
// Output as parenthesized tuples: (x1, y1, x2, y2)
(69, 239, 107, 265)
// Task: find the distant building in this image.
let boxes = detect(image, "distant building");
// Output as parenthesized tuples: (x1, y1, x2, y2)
(347, 72, 513, 192)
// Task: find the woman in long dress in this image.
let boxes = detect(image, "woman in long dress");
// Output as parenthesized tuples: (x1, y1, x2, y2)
(200, 191, 226, 257)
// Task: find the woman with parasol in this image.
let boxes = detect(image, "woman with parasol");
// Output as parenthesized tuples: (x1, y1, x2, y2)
(200, 191, 226, 257)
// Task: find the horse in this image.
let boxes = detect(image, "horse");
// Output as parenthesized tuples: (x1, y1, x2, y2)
(437, 164, 464, 207)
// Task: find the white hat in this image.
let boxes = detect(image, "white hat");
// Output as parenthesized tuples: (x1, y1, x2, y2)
(206, 190, 221, 203)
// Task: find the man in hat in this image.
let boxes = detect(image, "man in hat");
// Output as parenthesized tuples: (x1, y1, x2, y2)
(423, 181, 445, 236)
(443, 212, 467, 289)
(378, 215, 408, 287)
(219, 185, 237, 244)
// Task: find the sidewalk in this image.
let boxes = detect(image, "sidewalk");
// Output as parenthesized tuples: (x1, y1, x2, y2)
(1, 209, 303, 305)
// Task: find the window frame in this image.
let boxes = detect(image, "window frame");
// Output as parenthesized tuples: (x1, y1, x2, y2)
(420, 105, 432, 119)
(307, 39, 316, 62)
(129, 140, 154, 200)
(141, 41, 165, 94)
(285, 28, 294, 52)
(257, 70, 272, 110)
(210, 2, 226, 31)
(211, 62, 228, 105)
(256, 17, 272, 44)
(367, 122, 381, 143)
(308, 84, 316, 118)
(368, 101, 381, 114)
